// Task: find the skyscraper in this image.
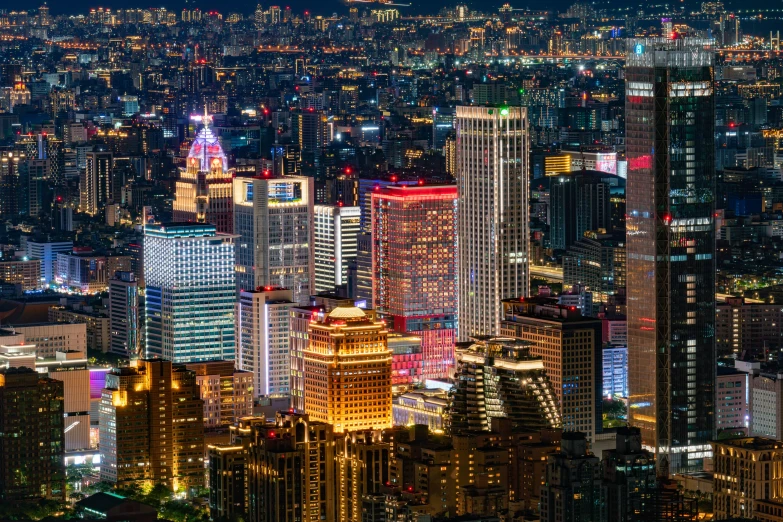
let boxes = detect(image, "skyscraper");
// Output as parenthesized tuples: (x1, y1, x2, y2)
(144, 223, 236, 362)
(237, 286, 295, 398)
(233, 175, 314, 304)
(109, 271, 140, 358)
(456, 106, 529, 340)
(626, 38, 716, 473)
(303, 305, 392, 433)
(314, 204, 360, 293)
(173, 112, 234, 233)
(80, 149, 113, 216)
(99, 359, 204, 491)
(371, 184, 458, 379)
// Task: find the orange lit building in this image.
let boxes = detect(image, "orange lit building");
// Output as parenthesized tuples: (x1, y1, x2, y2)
(173, 111, 234, 233)
(303, 306, 392, 433)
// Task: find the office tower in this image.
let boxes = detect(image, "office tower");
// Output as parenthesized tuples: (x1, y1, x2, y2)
(48, 307, 110, 352)
(237, 287, 295, 398)
(55, 249, 109, 293)
(387, 332, 423, 390)
(303, 305, 392, 433)
(25, 239, 73, 286)
(338, 85, 359, 115)
(602, 428, 657, 522)
(289, 304, 326, 411)
(336, 430, 390, 522)
(314, 204, 360, 293)
(173, 113, 234, 233)
(456, 106, 528, 340)
(626, 38, 716, 473)
(603, 345, 629, 398)
(540, 432, 603, 522)
(563, 230, 626, 304)
(183, 360, 253, 427)
(144, 223, 236, 362)
(80, 149, 113, 216)
(712, 437, 783, 520)
(38, 350, 91, 452)
(292, 109, 330, 155)
(501, 298, 602, 441)
(0, 367, 65, 502)
(254, 4, 264, 28)
(0, 256, 40, 291)
(99, 359, 205, 490)
(449, 337, 561, 434)
(549, 171, 615, 251)
(432, 107, 455, 150)
(372, 184, 458, 379)
(353, 232, 373, 305)
(246, 411, 336, 522)
(109, 271, 139, 358)
(234, 176, 314, 304)
(0, 150, 24, 218)
(715, 297, 783, 357)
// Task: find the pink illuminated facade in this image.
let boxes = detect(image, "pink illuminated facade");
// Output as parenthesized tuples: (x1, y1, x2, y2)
(173, 112, 234, 233)
(371, 184, 457, 380)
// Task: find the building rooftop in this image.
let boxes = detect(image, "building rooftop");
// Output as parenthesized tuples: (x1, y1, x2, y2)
(327, 306, 366, 320)
(714, 437, 783, 451)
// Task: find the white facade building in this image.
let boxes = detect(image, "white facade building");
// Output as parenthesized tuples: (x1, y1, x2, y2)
(237, 287, 295, 398)
(455, 105, 529, 340)
(313, 205, 360, 293)
(234, 176, 314, 304)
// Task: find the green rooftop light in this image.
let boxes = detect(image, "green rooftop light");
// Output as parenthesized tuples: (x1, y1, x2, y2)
(500, 108, 509, 116)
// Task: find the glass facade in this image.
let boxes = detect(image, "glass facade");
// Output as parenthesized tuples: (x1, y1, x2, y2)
(144, 223, 236, 363)
(626, 38, 716, 473)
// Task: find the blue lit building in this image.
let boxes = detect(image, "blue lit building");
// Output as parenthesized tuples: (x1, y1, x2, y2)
(144, 223, 236, 362)
(602, 345, 628, 398)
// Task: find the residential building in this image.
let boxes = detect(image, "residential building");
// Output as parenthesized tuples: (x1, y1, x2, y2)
(55, 249, 109, 293)
(336, 430, 390, 522)
(245, 411, 336, 522)
(48, 306, 110, 353)
(233, 176, 314, 304)
(602, 427, 657, 522)
(501, 297, 603, 441)
(184, 360, 253, 427)
(540, 432, 604, 522)
(144, 223, 236, 362)
(238, 287, 295, 398)
(0, 367, 65, 502)
(80, 149, 113, 216)
(99, 359, 205, 490)
(456, 105, 529, 339)
(716, 297, 783, 358)
(717, 366, 749, 431)
(626, 38, 716, 472)
(0, 257, 40, 291)
(372, 184, 458, 379)
(314, 204, 360, 292)
(303, 305, 392, 433)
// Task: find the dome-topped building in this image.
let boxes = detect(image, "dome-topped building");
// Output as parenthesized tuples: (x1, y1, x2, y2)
(173, 108, 234, 233)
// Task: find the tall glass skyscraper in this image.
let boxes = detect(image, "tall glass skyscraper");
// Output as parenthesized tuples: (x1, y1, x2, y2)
(625, 38, 716, 474)
(144, 223, 236, 362)
(455, 105, 529, 340)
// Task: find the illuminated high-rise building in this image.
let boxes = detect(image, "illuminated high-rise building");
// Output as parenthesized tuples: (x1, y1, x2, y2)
(456, 106, 529, 340)
(626, 38, 716, 473)
(80, 149, 113, 216)
(0, 367, 65, 502)
(99, 359, 204, 491)
(314, 204, 360, 293)
(144, 223, 236, 362)
(173, 111, 234, 233)
(371, 184, 458, 379)
(237, 286, 295, 398)
(233, 175, 314, 304)
(303, 305, 392, 433)
(108, 271, 139, 358)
